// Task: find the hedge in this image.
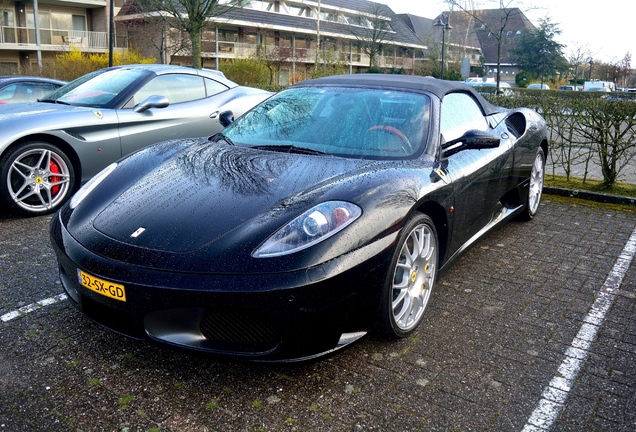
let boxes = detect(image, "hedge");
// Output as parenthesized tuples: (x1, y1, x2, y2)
(483, 89, 636, 188)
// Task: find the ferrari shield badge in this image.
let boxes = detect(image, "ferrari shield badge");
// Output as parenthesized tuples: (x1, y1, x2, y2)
(93, 111, 103, 119)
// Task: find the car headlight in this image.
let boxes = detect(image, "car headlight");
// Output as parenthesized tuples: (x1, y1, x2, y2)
(253, 201, 362, 258)
(69, 162, 118, 209)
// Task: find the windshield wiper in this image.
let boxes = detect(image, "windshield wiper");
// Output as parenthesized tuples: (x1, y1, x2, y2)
(209, 132, 235, 146)
(39, 99, 71, 105)
(252, 145, 325, 155)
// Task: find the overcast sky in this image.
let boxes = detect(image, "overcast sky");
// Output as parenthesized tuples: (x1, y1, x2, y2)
(380, 0, 634, 63)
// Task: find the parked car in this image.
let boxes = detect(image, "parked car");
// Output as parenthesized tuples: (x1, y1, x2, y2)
(585, 86, 612, 92)
(558, 85, 577, 91)
(0, 76, 65, 103)
(51, 74, 549, 362)
(464, 77, 492, 84)
(527, 83, 550, 90)
(466, 81, 514, 96)
(583, 80, 615, 92)
(0, 64, 271, 215)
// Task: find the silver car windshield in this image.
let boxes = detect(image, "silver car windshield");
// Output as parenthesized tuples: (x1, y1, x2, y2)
(42, 68, 148, 107)
(223, 87, 431, 160)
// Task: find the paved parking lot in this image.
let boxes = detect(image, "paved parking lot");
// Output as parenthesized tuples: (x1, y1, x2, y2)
(1, 195, 635, 431)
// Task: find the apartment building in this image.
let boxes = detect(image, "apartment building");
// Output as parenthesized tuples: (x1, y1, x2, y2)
(399, 13, 483, 77)
(0, 0, 125, 74)
(443, 8, 536, 81)
(117, 0, 428, 85)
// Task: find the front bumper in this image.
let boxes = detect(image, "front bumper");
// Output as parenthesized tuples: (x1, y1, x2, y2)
(50, 214, 397, 362)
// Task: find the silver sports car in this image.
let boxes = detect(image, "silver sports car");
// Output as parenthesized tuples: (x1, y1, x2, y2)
(0, 64, 272, 216)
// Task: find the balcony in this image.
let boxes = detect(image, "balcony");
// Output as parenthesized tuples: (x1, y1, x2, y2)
(0, 26, 110, 51)
(201, 41, 416, 69)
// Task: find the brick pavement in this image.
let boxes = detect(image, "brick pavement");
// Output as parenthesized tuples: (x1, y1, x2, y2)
(1, 195, 635, 431)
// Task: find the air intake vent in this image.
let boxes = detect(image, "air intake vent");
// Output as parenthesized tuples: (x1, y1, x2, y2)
(505, 112, 527, 138)
(200, 309, 280, 353)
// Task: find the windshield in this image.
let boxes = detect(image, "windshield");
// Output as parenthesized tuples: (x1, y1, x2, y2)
(223, 86, 431, 160)
(41, 68, 149, 107)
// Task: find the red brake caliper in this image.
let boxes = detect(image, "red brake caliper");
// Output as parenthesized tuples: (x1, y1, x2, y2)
(49, 161, 60, 195)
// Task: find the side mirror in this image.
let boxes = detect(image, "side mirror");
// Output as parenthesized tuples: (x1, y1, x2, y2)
(461, 130, 500, 149)
(134, 95, 169, 113)
(442, 129, 500, 157)
(219, 110, 235, 127)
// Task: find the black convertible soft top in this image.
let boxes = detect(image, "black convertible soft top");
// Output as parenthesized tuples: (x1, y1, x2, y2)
(293, 74, 501, 116)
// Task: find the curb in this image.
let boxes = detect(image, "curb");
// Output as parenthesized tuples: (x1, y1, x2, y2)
(544, 186, 636, 207)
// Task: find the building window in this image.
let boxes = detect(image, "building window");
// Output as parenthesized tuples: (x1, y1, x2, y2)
(244, 1, 273, 11)
(346, 15, 370, 27)
(320, 11, 338, 22)
(2, 10, 14, 26)
(288, 5, 306, 16)
(1, 10, 15, 43)
(218, 29, 238, 42)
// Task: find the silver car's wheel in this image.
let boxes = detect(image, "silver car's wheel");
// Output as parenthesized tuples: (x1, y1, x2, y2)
(0, 142, 74, 215)
(377, 213, 438, 338)
(519, 147, 545, 221)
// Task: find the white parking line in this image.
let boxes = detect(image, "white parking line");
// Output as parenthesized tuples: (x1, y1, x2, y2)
(522, 225, 636, 431)
(1, 294, 68, 322)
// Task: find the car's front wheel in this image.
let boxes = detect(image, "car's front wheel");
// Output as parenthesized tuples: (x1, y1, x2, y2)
(0, 142, 75, 216)
(377, 213, 438, 339)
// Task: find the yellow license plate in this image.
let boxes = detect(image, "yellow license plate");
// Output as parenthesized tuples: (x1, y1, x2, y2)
(77, 269, 126, 302)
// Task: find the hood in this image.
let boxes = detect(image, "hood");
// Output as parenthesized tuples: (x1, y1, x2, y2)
(0, 101, 95, 120)
(91, 142, 372, 255)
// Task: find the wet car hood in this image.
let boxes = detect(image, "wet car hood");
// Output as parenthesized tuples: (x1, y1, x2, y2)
(90, 141, 374, 255)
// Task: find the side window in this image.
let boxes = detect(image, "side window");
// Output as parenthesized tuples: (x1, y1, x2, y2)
(0, 83, 58, 102)
(132, 74, 207, 105)
(26, 83, 60, 100)
(0, 83, 18, 102)
(440, 93, 489, 143)
(204, 77, 229, 96)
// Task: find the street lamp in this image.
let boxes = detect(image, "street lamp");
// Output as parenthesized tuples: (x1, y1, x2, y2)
(540, 47, 549, 88)
(108, 0, 114, 66)
(588, 58, 594, 81)
(434, 15, 452, 79)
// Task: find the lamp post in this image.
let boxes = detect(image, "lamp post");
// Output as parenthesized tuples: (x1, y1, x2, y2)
(109, 0, 114, 67)
(434, 15, 452, 79)
(315, 0, 321, 65)
(588, 58, 594, 81)
(540, 47, 549, 88)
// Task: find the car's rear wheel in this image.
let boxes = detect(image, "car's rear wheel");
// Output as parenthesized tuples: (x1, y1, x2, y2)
(0, 142, 75, 216)
(377, 213, 438, 339)
(518, 147, 545, 221)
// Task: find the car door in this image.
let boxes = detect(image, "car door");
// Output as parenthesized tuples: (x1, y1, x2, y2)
(440, 92, 514, 253)
(117, 73, 231, 157)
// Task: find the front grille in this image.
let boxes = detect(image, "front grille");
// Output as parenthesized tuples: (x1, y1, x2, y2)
(81, 296, 143, 339)
(200, 309, 280, 353)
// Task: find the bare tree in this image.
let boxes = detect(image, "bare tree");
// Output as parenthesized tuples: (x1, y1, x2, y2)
(445, 0, 525, 91)
(592, 59, 624, 83)
(619, 53, 632, 88)
(254, 29, 293, 85)
(118, 1, 192, 63)
(130, 0, 236, 69)
(350, 3, 395, 67)
(566, 43, 592, 87)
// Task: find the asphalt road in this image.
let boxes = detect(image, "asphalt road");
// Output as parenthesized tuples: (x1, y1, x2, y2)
(1, 195, 635, 431)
